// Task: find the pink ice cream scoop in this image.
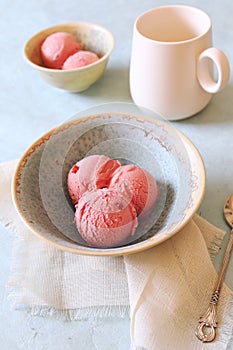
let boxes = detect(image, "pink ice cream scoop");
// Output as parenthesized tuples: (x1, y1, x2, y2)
(67, 155, 121, 204)
(110, 164, 159, 216)
(74, 187, 138, 248)
(41, 32, 82, 69)
(62, 50, 99, 70)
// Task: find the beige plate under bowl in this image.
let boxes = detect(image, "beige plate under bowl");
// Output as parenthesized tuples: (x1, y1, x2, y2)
(12, 112, 206, 256)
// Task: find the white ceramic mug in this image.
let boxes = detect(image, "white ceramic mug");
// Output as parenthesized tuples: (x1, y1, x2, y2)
(130, 5, 230, 120)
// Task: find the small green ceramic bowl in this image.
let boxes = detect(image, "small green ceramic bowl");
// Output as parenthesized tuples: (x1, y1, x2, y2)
(24, 22, 114, 92)
(12, 109, 205, 256)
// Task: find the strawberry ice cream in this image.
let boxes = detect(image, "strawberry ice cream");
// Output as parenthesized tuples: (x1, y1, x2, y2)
(67, 155, 121, 204)
(74, 187, 138, 248)
(67, 154, 159, 248)
(62, 50, 99, 70)
(110, 164, 159, 216)
(41, 32, 82, 69)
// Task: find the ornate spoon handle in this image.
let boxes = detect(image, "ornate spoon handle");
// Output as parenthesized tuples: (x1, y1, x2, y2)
(195, 230, 233, 342)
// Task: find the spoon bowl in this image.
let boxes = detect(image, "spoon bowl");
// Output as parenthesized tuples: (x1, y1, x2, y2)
(224, 194, 233, 228)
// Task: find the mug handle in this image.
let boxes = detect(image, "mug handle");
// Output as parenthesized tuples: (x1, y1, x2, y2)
(197, 47, 230, 93)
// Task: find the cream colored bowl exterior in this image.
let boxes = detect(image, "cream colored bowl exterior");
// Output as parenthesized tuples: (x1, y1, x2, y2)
(24, 22, 114, 92)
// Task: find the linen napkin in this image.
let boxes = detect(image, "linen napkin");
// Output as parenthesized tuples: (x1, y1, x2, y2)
(1, 160, 233, 350)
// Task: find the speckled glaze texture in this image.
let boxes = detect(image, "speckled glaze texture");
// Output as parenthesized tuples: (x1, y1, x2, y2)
(24, 22, 114, 92)
(12, 112, 205, 256)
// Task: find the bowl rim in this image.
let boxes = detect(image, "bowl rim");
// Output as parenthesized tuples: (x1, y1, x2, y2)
(12, 113, 206, 256)
(23, 21, 115, 72)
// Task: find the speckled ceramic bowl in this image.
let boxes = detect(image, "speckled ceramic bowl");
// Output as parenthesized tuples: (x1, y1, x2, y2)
(24, 22, 114, 92)
(12, 111, 205, 256)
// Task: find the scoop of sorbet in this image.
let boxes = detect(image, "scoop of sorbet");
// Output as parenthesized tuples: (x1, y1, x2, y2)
(62, 50, 99, 70)
(67, 155, 121, 204)
(74, 187, 138, 248)
(110, 164, 159, 217)
(41, 32, 82, 69)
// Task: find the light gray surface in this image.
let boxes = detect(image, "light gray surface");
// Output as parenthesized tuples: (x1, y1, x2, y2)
(0, 0, 233, 348)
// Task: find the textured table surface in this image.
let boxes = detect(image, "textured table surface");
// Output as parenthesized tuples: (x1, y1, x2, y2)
(1, 0, 233, 348)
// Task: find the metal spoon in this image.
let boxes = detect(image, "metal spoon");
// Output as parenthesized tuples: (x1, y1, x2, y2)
(195, 194, 233, 342)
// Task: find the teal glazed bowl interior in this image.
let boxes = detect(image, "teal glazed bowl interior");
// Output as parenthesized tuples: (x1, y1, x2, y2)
(12, 112, 206, 256)
(24, 22, 114, 92)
